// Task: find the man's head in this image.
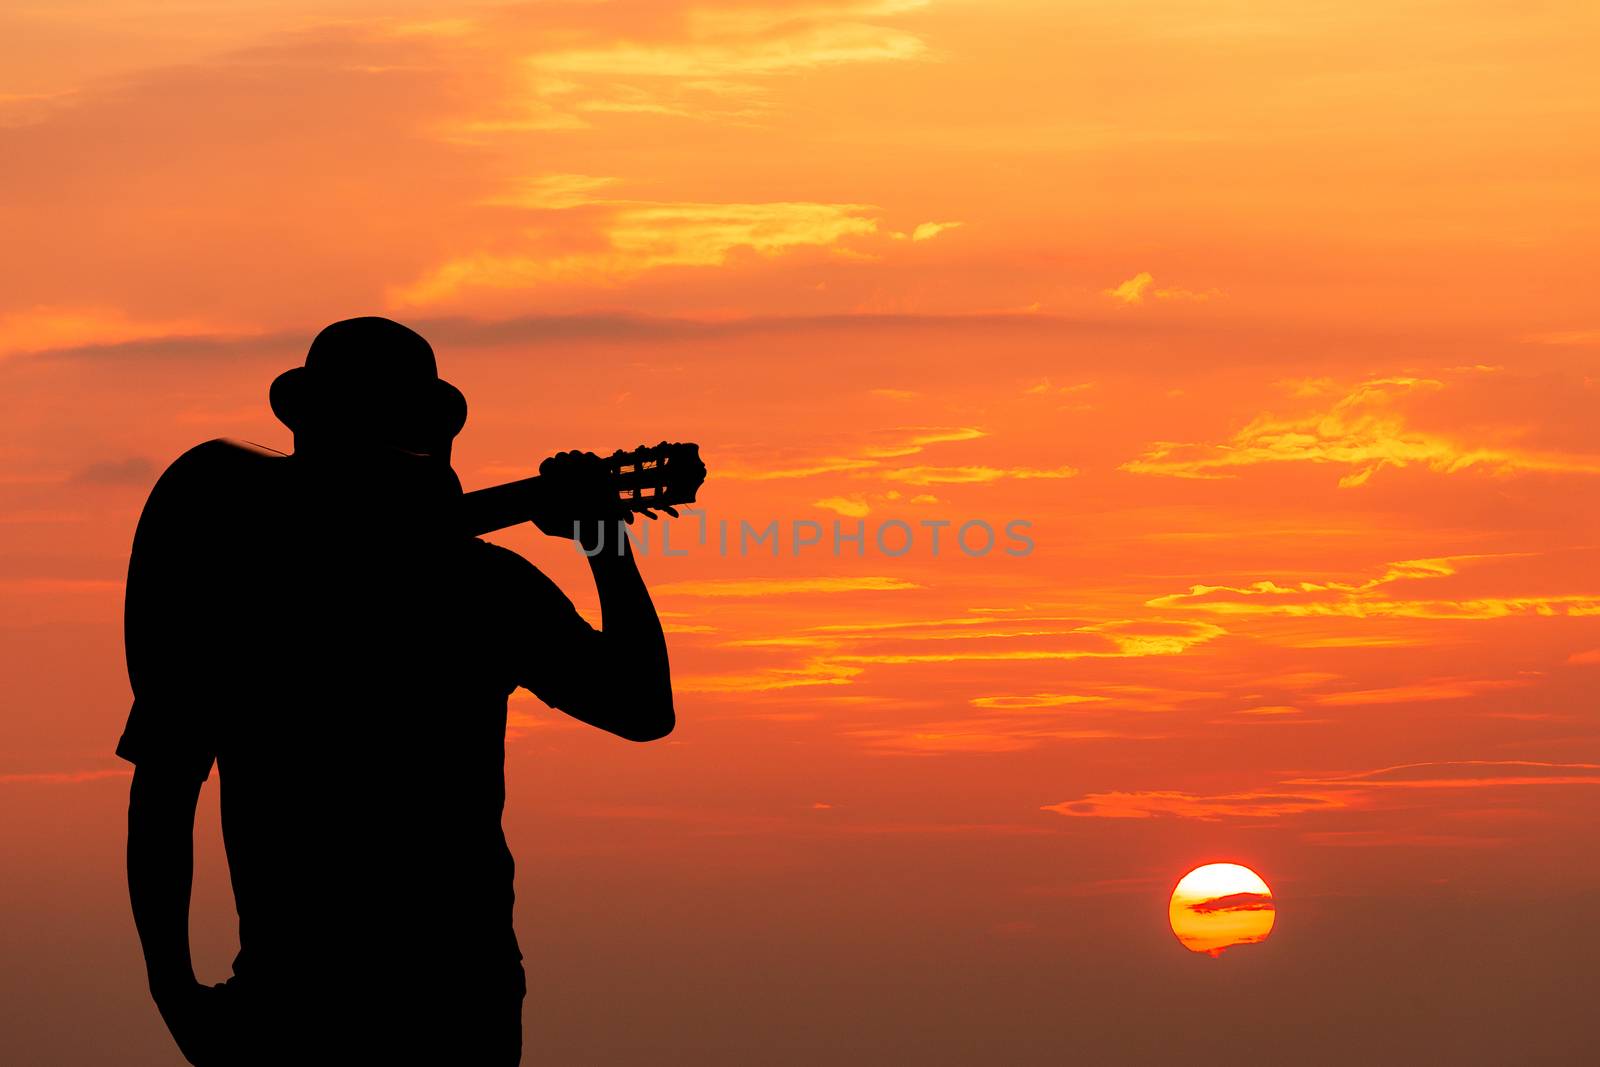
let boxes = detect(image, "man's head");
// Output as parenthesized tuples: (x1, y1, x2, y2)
(271, 317, 467, 459)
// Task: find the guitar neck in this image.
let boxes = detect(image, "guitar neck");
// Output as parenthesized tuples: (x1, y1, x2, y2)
(458, 475, 551, 538)
(458, 441, 703, 537)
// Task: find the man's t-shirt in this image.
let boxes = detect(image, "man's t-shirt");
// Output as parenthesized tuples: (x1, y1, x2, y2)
(117, 440, 599, 991)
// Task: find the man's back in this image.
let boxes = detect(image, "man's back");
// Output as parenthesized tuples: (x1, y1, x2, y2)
(222, 458, 523, 983)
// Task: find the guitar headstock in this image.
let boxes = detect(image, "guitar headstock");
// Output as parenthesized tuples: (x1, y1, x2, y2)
(606, 441, 706, 519)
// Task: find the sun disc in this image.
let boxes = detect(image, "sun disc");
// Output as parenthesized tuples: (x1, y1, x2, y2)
(1168, 862, 1275, 957)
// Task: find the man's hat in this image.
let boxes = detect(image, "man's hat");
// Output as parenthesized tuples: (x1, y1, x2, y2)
(270, 317, 467, 442)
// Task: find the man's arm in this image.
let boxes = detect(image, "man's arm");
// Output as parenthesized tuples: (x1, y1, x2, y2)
(127, 765, 222, 1065)
(127, 765, 202, 993)
(521, 450, 676, 743)
(571, 537, 675, 742)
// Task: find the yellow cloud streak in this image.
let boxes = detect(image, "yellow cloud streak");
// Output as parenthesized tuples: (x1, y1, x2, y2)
(1122, 376, 1600, 485)
(653, 576, 921, 597)
(395, 199, 879, 304)
(1048, 762, 1600, 823)
(526, 22, 927, 78)
(880, 464, 1079, 485)
(719, 427, 993, 481)
(1148, 553, 1600, 620)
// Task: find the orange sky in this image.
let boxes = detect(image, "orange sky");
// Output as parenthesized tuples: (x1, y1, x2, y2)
(3, 2, 1599, 1063)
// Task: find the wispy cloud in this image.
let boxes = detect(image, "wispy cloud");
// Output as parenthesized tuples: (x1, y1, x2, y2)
(1122, 375, 1600, 485)
(829, 618, 1225, 666)
(848, 720, 1139, 755)
(970, 693, 1109, 709)
(654, 576, 920, 597)
(0, 306, 226, 359)
(1290, 760, 1600, 788)
(675, 657, 863, 694)
(71, 457, 156, 488)
(880, 464, 1078, 485)
(907, 220, 962, 241)
(529, 18, 927, 79)
(1104, 271, 1213, 305)
(1147, 553, 1600, 621)
(0, 769, 131, 785)
(1311, 677, 1532, 706)
(1046, 761, 1600, 823)
(1042, 790, 1345, 820)
(394, 193, 881, 305)
(1524, 329, 1600, 346)
(719, 426, 1013, 483)
(1187, 891, 1275, 914)
(814, 496, 871, 517)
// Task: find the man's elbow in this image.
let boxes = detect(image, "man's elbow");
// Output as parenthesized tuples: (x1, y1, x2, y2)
(618, 702, 675, 743)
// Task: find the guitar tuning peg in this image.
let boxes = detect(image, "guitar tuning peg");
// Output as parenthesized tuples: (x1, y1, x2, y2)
(641, 508, 659, 520)
(662, 505, 679, 518)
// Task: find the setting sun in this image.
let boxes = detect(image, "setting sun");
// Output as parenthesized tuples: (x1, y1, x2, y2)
(1169, 863, 1276, 958)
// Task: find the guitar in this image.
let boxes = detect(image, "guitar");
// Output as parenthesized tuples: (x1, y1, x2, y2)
(156, 438, 707, 538)
(123, 439, 703, 721)
(459, 441, 706, 536)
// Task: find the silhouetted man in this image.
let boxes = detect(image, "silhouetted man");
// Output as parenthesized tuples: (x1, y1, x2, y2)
(121, 317, 676, 1065)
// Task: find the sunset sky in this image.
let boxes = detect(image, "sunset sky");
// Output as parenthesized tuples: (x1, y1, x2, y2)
(3, 1, 1599, 1063)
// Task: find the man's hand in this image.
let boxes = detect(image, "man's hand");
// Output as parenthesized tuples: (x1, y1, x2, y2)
(152, 978, 235, 1067)
(532, 450, 625, 551)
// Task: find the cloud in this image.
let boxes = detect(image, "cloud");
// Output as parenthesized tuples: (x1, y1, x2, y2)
(719, 426, 1001, 482)
(683, 613, 1225, 715)
(394, 194, 881, 305)
(1146, 553, 1600, 622)
(718, 457, 882, 480)
(527, 16, 928, 79)
(675, 657, 863, 694)
(814, 496, 871, 517)
(0, 306, 225, 359)
(1104, 272, 1212, 305)
(806, 614, 1086, 635)
(425, 1, 932, 134)
(1290, 760, 1600, 789)
(848, 720, 1137, 754)
(0, 769, 131, 785)
(1052, 760, 1600, 824)
(1106, 272, 1155, 303)
(480, 173, 621, 210)
(1042, 790, 1345, 820)
(1311, 678, 1531, 706)
(1567, 648, 1600, 665)
(1122, 375, 1600, 485)
(1524, 329, 1600, 346)
(18, 309, 1166, 363)
(909, 220, 961, 241)
(858, 427, 987, 458)
(879, 463, 1079, 485)
(828, 619, 1225, 666)
(653, 576, 920, 597)
(71, 457, 156, 487)
(1025, 378, 1094, 396)
(1187, 892, 1275, 914)
(970, 693, 1108, 710)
